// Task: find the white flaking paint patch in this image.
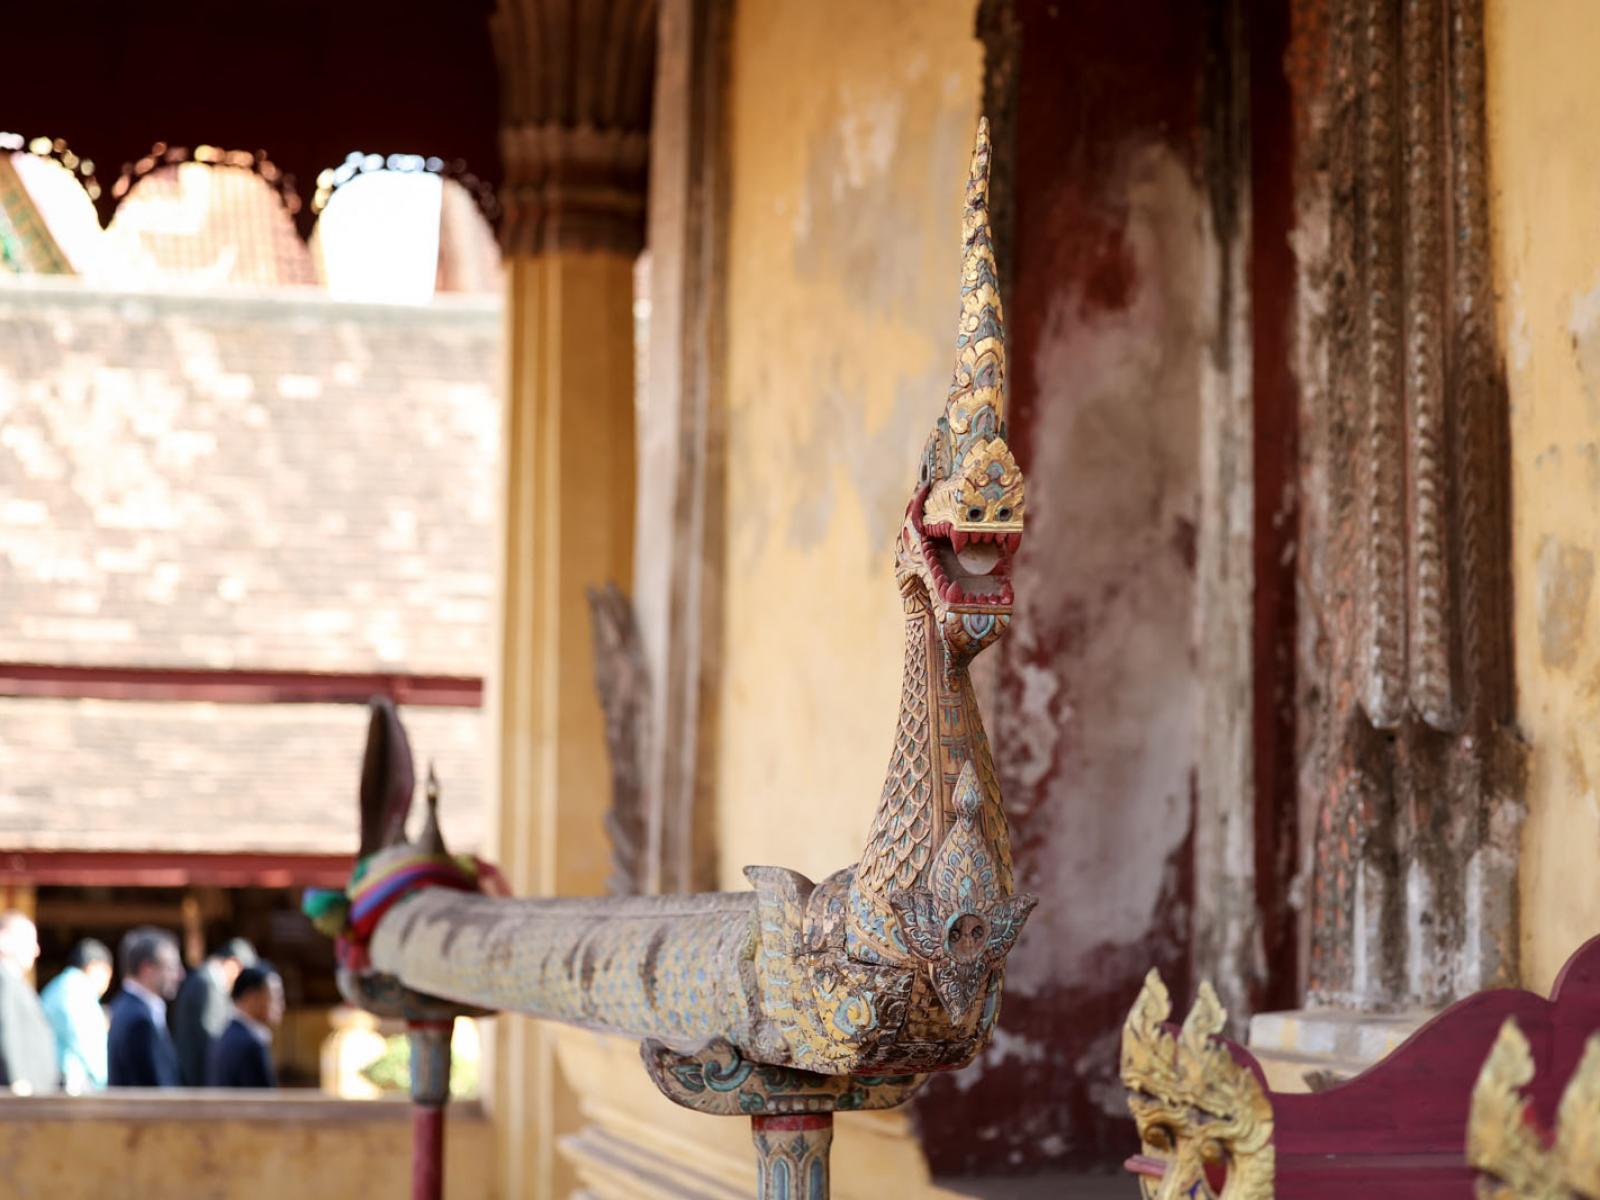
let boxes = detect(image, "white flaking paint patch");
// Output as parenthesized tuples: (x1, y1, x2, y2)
(1569, 276, 1600, 420)
(1508, 279, 1531, 374)
(834, 94, 904, 193)
(1004, 143, 1205, 992)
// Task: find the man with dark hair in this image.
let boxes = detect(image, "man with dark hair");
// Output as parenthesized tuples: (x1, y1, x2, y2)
(205, 964, 282, 1089)
(39, 938, 113, 1092)
(0, 911, 59, 1094)
(108, 927, 183, 1088)
(170, 936, 256, 1087)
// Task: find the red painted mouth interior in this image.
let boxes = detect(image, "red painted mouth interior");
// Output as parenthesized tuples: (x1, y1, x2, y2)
(920, 520, 1018, 609)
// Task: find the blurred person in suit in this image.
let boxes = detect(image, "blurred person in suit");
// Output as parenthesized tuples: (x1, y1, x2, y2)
(206, 964, 282, 1089)
(107, 927, 183, 1088)
(170, 937, 256, 1087)
(0, 912, 59, 1094)
(39, 938, 113, 1092)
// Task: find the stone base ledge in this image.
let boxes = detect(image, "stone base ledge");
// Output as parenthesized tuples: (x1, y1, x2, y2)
(1247, 1007, 1435, 1093)
(0, 1090, 488, 1124)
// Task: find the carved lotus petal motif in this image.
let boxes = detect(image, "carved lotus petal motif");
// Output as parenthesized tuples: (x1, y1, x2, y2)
(883, 760, 1036, 1020)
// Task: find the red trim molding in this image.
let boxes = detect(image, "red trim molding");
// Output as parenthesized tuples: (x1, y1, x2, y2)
(0, 663, 482, 708)
(0, 851, 354, 887)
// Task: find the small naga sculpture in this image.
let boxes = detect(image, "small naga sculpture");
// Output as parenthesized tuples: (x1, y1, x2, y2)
(1120, 970, 1275, 1200)
(1468, 1018, 1600, 1200)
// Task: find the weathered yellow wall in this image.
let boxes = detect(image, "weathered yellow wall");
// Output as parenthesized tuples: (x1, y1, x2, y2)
(0, 1098, 490, 1199)
(716, 0, 981, 887)
(1487, 0, 1600, 993)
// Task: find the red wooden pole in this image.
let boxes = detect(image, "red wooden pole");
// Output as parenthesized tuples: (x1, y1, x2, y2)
(412, 1103, 445, 1200)
(407, 1020, 453, 1200)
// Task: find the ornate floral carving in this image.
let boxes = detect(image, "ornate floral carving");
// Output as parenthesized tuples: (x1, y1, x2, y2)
(1468, 1019, 1600, 1200)
(1304, 0, 1524, 1008)
(1121, 970, 1275, 1200)
(890, 762, 1036, 1023)
(641, 1038, 924, 1117)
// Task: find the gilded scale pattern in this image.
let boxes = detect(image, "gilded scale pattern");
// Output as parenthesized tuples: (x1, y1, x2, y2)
(1120, 970, 1275, 1200)
(1468, 1019, 1600, 1200)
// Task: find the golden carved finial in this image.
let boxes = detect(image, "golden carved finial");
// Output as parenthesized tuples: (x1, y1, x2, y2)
(947, 117, 1004, 427)
(416, 762, 448, 857)
(1121, 971, 1275, 1199)
(1469, 1019, 1600, 1199)
(1181, 981, 1227, 1051)
(920, 117, 1023, 541)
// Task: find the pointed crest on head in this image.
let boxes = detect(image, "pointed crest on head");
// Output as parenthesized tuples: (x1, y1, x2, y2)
(901, 119, 1024, 651)
(919, 117, 1023, 540)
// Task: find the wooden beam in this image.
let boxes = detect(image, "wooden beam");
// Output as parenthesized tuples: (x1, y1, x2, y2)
(0, 663, 482, 708)
(0, 851, 353, 888)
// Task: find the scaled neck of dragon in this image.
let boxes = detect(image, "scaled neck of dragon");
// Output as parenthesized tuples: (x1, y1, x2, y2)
(842, 118, 1033, 1028)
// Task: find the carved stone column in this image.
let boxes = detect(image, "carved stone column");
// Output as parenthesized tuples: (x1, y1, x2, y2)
(485, 3, 655, 1196)
(1299, 0, 1523, 1011)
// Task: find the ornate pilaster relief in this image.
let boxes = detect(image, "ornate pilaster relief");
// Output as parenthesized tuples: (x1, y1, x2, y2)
(1302, 0, 1522, 1008)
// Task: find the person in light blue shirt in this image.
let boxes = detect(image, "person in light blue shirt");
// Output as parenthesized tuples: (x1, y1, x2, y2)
(39, 939, 112, 1093)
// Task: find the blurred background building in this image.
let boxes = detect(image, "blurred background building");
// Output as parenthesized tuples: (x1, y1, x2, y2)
(0, 0, 1597, 1197)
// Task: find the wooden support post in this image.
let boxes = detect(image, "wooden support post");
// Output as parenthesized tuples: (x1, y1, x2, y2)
(642, 1038, 924, 1200)
(411, 1105, 445, 1200)
(751, 1114, 834, 1200)
(407, 1020, 453, 1200)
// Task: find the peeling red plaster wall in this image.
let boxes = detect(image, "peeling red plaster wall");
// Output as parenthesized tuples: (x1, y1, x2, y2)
(914, 0, 1212, 1171)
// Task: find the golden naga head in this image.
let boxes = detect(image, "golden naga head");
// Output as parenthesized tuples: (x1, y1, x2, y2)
(899, 117, 1024, 667)
(1468, 1019, 1600, 1199)
(1120, 971, 1275, 1200)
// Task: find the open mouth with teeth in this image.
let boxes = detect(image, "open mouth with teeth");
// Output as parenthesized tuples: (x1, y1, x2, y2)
(919, 518, 1020, 610)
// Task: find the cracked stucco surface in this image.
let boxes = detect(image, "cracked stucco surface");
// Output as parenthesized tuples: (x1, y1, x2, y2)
(714, 0, 980, 889)
(1488, 0, 1600, 993)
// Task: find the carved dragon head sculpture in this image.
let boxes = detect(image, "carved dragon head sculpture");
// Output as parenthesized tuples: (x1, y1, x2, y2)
(898, 116, 1024, 673)
(1468, 1018, 1600, 1200)
(1121, 970, 1275, 1200)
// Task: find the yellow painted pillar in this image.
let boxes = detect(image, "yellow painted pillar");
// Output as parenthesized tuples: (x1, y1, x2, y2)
(485, 4, 654, 1196)
(490, 250, 638, 1200)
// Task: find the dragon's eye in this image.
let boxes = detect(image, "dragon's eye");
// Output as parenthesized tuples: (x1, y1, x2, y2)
(1143, 1124, 1175, 1153)
(966, 506, 983, 522)
(997, 506, 1012, 521)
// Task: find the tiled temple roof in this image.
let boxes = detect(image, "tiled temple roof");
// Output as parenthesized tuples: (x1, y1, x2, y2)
(0, 698, 487, 855)
(0, 279, 500, 675)
(0, 278, 500, 859)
